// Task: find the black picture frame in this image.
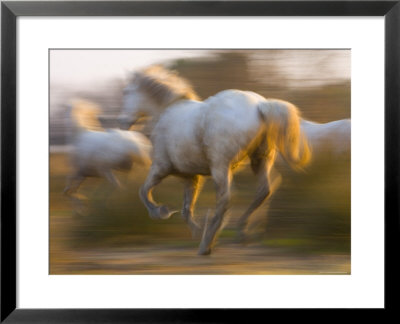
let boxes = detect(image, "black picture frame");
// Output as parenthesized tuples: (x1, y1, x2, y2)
(1, 1, 399, 322)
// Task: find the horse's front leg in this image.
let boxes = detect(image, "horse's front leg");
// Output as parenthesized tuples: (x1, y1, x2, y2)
(198, 167, 232, 255)
(139, 165, 176, 220)
(182, 175, 204, 238)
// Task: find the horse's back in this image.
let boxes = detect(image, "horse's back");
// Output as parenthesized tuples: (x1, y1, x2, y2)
(202, 90, 266, 159)
(302, 119, 350, 135)
(152, 92, 265, 174)
(302, 119, 351, 156)
(108, 129, 152, 164)
(204, 89, 266, 109)
(108, 129, 151, 150)
(72, 129, 151, 174)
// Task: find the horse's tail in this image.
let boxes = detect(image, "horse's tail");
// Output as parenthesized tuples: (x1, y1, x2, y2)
(257, 99, 311, 170)
(69, 99, 103, 132)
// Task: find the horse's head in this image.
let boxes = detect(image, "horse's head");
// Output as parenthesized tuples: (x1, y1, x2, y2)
(118, 79, 157, 130)
(119, 66, 200, 130)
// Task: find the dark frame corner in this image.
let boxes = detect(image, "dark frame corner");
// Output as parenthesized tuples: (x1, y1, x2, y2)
(1, 1, 399, 322)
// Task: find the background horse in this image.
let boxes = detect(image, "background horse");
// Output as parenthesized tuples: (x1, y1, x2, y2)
(301, 119, 350, 156)
(119, 66, 310, 255)
(64, 99, 152, 212)
(237, 118, 351, 239)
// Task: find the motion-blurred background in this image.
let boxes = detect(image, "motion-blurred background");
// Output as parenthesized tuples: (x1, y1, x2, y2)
(50, 50, 350, 274)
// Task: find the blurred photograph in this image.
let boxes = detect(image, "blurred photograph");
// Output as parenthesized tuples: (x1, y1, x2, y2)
(50, 49, 350, 274)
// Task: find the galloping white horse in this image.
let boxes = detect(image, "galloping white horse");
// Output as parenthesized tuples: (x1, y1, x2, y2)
(64, 99, 152, 209)
(119, 66, 311, 255)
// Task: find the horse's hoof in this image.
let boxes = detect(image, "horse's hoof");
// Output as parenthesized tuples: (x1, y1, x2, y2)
(198, 247, 212, 256)
(158, 206, 177, 220)
(149, 206, 176, 220)
(198, 240, 213, 255)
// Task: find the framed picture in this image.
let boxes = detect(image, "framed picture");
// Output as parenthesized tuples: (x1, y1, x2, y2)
(1, 0, 398, 322)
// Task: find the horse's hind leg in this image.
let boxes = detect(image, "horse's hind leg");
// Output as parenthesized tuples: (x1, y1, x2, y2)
(236, 152, 277, 241)
(182, 175, 204, 238)
(198, 167, 232, 255)
(64, 173, 86, 213)
(139, 164, 176, 220)
(102, 170, 122, 189)
(64, 173, 84, 197)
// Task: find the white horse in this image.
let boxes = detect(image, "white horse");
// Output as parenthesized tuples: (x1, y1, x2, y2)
(64, 99, 152, 210)
(237, 118, 351, 238)
(300, 119, 350, 157)
(119, 66, 311, 255)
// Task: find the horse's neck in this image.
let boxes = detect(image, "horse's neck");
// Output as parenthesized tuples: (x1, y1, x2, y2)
(145, 99, 185, 137)
(142, 118, 159, 138)
(65, 108, 80, 143)
(65, 108, 90, 144)
(66, 122, 87, 144)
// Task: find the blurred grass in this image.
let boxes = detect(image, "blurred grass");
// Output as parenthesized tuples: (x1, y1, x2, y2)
(50, 151, 350, 258)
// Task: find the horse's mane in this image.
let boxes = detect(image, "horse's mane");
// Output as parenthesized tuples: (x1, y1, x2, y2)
(133, 65, 200, 105)
(70, 99, 103, 131)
